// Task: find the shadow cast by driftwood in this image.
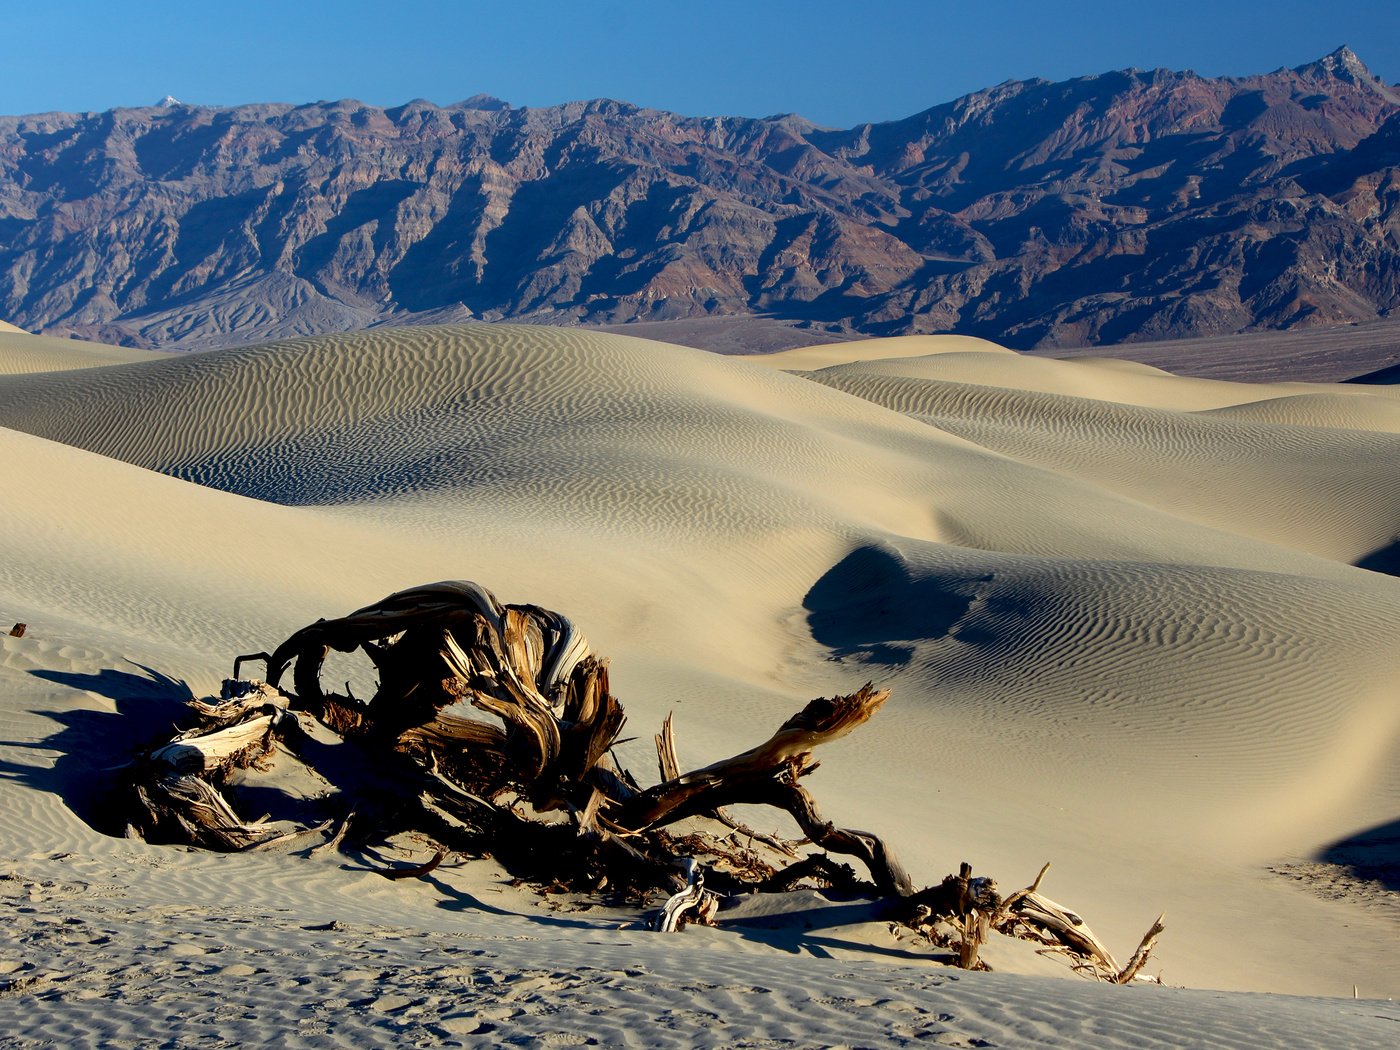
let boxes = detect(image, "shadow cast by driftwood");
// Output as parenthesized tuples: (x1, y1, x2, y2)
(0, 664, 196, 835)
(715, 894, 939, 963)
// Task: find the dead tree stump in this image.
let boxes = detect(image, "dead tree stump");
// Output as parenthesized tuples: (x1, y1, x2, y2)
(121, 580, 1164, 981)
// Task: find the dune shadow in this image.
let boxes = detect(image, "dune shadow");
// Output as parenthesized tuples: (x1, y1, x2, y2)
(1320, 819, 1400, 892)
(803, 544, 994, 664)
(1343, 362, 1400, 385)
(2, 665, 197, 835)
(1355, 540, 1400, 578)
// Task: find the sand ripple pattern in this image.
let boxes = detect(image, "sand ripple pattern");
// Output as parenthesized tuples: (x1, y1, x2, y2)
(1, 325, 1385, 583)
(4, 851, 1398, 1049)
(0, 326, 956, 546)
(4, 325, 1400, 1006)
(803, 367, 1400, 565)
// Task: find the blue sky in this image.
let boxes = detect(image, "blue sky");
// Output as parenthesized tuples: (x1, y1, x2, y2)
(7, 1, 1398, 125)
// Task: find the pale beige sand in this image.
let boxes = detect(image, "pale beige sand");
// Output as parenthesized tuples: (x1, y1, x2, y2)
(2, 324, 1398, 1047)
(0, 325, 175, 374)
(744, 333, 1017, 371)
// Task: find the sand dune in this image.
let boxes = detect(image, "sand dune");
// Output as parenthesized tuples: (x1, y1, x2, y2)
(2, 323, 1398, 1045)
(776, 339, 1400, 414)
(742, 333, 1018, 371)
(1198, 391, 1400, 432)
(800, 359, 1400, 565)
(0, 325, 175, 374)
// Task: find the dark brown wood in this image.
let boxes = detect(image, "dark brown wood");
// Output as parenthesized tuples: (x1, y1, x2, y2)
(379, 847, 449, 881)
(124, 579, 1162, 977)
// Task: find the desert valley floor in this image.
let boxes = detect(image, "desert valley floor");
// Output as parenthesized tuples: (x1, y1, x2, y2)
(1, 322, 1398, 1047)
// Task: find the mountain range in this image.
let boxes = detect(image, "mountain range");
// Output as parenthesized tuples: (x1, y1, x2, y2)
(1, 46, 1397, 351)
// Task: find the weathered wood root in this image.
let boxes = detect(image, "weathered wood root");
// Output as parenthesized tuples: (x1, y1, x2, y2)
(1011, 891, 1120, 973)
(126, 681, 298, 850)
(900, 860, 1166, 980)
(124, 580, 1163, 978)
(757, 854, 867, 894)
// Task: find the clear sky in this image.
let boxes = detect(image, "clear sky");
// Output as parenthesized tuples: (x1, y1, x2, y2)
(6, 1, 1398, 126)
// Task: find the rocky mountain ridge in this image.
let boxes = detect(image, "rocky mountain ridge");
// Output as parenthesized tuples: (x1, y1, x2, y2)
(1, 46, 1397, 350)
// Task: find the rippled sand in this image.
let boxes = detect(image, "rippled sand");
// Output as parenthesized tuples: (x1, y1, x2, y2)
(1, 323, 1397, 1047)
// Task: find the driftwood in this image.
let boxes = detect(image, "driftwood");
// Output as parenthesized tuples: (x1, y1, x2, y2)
(649, 858, 717, 932)
(122, 580, 1165, 981)
(1013, 891, 1121, 972)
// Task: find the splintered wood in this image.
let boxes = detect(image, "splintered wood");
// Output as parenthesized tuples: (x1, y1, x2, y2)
(123, 579, 1164, 981)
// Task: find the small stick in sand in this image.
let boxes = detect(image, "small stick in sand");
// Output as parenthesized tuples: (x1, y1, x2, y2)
(378, 847, 449, 881)
(1115, 913, 1167, 984)
(310, 810, 356, 857)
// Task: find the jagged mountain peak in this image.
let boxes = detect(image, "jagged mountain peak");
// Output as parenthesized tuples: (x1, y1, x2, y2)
(1, 55, 1397, 352)
(1294, 45, 1379, 83)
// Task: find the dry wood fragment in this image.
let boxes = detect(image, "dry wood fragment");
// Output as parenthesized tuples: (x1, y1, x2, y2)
(712, 808, 802, 859)
(1012, 891, 1120, 973)
(655, 712, 680, 784)
(757, 854, 863, 893)
(1115, 913, 1167, 984)
(577, 788, 604, 834)
(959, 909, 992, 970)
(650, 859, 710, 932)
(149, 714, 278, 775)
(379, 847, 449, 881)
(614, 685, 913, 895)
(310, 811, 355, 857)
(995, 861, 1051, 922)
(8, 623, 25, 638)
(945, 862, 997, 970)
(247, 819, 336, 853)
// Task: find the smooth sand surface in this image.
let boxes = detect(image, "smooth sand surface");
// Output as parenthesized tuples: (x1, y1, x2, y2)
(743, 333, 1018, 371)
(2, 323, 1398, 1047)
(0, 327, 176, 373)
